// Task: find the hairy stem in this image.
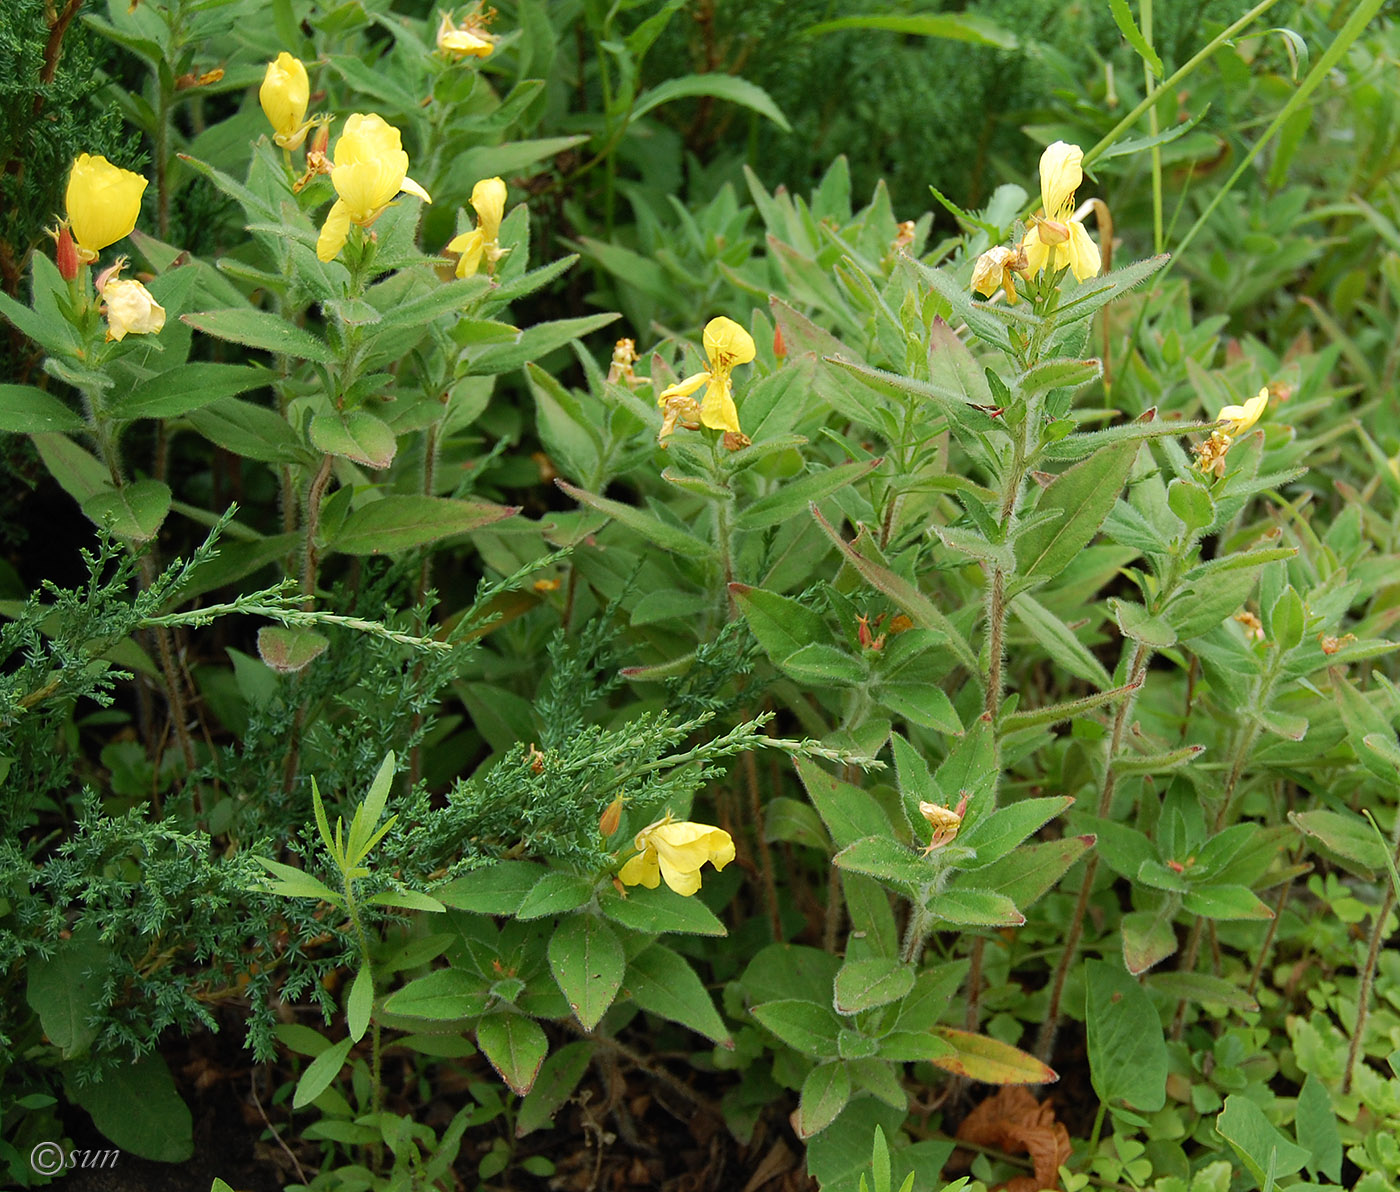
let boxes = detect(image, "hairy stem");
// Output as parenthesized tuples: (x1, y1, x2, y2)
(1343, 811, 1400, 1093)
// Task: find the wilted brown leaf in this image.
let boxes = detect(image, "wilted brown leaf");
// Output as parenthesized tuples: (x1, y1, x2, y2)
(955, 1086, 1070, 1192)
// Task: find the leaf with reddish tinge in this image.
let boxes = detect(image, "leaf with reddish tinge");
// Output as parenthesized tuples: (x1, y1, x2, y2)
(929, 1027, 1057, 1084)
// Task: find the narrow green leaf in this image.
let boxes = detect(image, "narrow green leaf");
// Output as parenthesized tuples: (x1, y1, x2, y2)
(327, 495, 518, 555)
(117, 363, 270, 420)
(182, 308, 336, 363)
(0, 384, 84, 433)
(346, 965, 373, 1044)
(736, 459, 881, 530)
(516, 1040, 595, 1137)
(557, 479, 714, 559)
(1109, 0, 1164, 76)
(630, 74, 791, 132)
(293, 1037, 353, 1108)
(804, 12, 1017, 49)
(382, 968, 490, 1020)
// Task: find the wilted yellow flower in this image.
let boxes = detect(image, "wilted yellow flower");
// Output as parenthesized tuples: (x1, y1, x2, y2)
(1194, 429, 1232, 479)
(656, 316, 756, 438)
(99, 262, 165, 341)
(446, 176, 507, 278)
(65, 155, 147, 264)
(918, 794, 967, 856)
(1021, 141, 1101, 283)
(436, 7, 495, 58)
(1217, 388, 1268, 437)
(608, 337, 639, 386)
(260, 53, 313, 149)
(970, 244, 1025, 305)
(316, 114, 432, 262)
(617, 812, 735, 896)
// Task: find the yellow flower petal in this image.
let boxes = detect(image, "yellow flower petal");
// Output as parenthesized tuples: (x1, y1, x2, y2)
(1039, 140, 1083, 221)
(316, 198, 353, 262)
(470, 177, 507, 242)
(619, 816, 733, 896)
(260, 52, 310, 147)
(702, 316, 756, 370)
(699, 375, 740, 434)
(66, 155, 147, 262)
(103, 277, 165, 342)
(1218, 388, 1268, 436)
(1064, 220, 1101, 281)
(618, 849, 660, 889)
(401, 174, 433, 204)
(657, 370, 709, 406)
(449, 227, 485, 277)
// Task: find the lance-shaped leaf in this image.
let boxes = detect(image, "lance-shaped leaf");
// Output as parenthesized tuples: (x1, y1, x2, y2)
(327, 495, 518, 555)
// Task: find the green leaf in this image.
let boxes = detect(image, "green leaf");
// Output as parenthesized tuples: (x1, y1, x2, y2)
(1122, 902, 1179, 974)
(1181, 884, 1274, 920)
(736, 459, 881, 530)
(596, 882, 728, 935)
(254, 857, 344, 905)
(309, 410, 397, 469)
(1215, 1095, 1310, 1187)
(81, 479, 172, 542)
(185, 396, 303, 463)
(796, 1063, 853, 1139)
(293, 1037, 353, 1109)
(1296, 1072, 1342, 1181)
(626, 944, 732, 1046)
(1167, 477, 1214, 533)
(25, 929, 110, 1057)
(117, 363, 270, 420)
(1270, 585, 1305, 651)
(0, 384, 84, 433)
(1010, 594, 1113, 689)
(958, 796, 1074, 868)
(515, 872, 595, 921)
(382, 968, 490, 1020)
(557, 479, 714, 559)
(182, 308, 336, 363)
(71, 1053, 193, 1161)
(1015, 434, 1141, 582)
(437, 862, 548, 915)
(780, 642, 866, 686)
(31, 433, 110, 505)
(833, 836, 930, 890)
(548, 915, 624, 1030)
(878, 680, 962, 733)
(516, 1040, 595, 1137)
(476, 1011, 548, 1095)
(968, 836, 1094, 909)
(927, 1027, 1057, 1084)
(1146, 972, 1258, 1014)
(732, 583, 830, 663)
(468, 313, 619, 375)
(327, 495, 518, 555)
(1109, 0, 1164, 76)
(346, 965, 373, 1044)
(1110, 597, 1178, 648)
(834, 958, 915, 1015)
(1086, 959, 1167, 1111)
(256, 626, 329, 674)
(803, 12, 1017, 49)
(630, 74, 791, 132)
(929, 888, 1025, 927)
(752, 1000, 842, 1058)
(1289, 809, 1389, 874)
(1018, 357, 1102, 399)
(797, 757, 893, 849)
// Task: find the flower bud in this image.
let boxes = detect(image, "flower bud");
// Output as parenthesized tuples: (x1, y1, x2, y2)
(599, 795, 624, 838)
(52, 224, 80, 281)
(260, 52, 312, 149)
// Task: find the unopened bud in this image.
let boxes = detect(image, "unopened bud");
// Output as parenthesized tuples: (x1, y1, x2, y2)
(773, 325, 787, 360)
(599, 796, 624, 838)
(1035, 217, 1071, 246)
(52, 223, 80, 282)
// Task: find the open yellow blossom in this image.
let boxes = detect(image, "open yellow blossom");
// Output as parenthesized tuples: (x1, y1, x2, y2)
(259, 53, 313, 150)
(99, 261, 165, 342)
(1020, 141, 1101, 283)
(618, 812, 735, 896)
(970, 245, 1025, 305)
(437, 8, 495, 58)
(65, 155, 147, 264)
(656, 316, 755, 437)
(447, 177, 507, 278)
(1217, 388, 1268, 437)
(316, 114, 432, 262)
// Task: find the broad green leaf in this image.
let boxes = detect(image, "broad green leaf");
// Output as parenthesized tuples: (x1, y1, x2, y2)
(928, 888, 1025, 927)
(1085, 958, 1167, 1112)
(309, 410, 397, 469)
(516, 1040, 595, 1136)
(732, 584, 830, 663)
(631, 74, 791, 131)
(437, 861, 548, 915)
(327, 495, 518, 555)
(548, 916, 624, 1030)
(796, 757, 893, 850)
(1296, 1072, 1342, 1182)
(781, 642, 866, 686)
(1109, 597, 1177, 648)
(557, 479, 714, 559)
(515, 872, 594, 921)
(185, 396, 303, 463)
(878, 680, 962, 733)
(1146, 972, 1259, 1013)
(25, 929, 110, 1057)
(182, 308, 336, 363)
(833, 836, 931, 890)
(382, 969, 490, 1020)
(81, 479, 172, 542)
(1122, 902, 1179, 974)
(256, 626, 328, 673)
(752, 999, 842, 1058)
(928, 1027, 1056, 1084)
(736, 459, 880, 530)
(0, 384, 84, 433)
(476, 1011, 548, 1095)
(31, 433, 111, 504)
(1181, 884, 1274, 920)
(834, 958, 915, 1015)
(1215, 1095, 1310, 1186)
(1288, 809, 1389, 875)
(117, 363, 269, 420)
(292, 1037, 353, 1109)
(596, 883, 727, 935)
(625, 944, 731, 1047)
(72, 1053, 193, 1161)
(796, 1062, 852, 1139)
(1015, 434, 1141, 581)
(958, 796, 1074, 868)
(968, 836, 1094, 909)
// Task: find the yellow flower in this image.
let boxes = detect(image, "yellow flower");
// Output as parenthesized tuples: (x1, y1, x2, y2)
(970, 245, 1025, 305)
(436, 8, 495, 58)
(65, 155, 147, 264)
(617, 812, 735, 896)
(316, 114, 432, 262)
(656, 316, 756, 437)
(447, 176, 507, 278)
(918, 794, 967, 856)
(100, 262, 165, 342)
(1020, 141, 1101, 283)
(260, 52, 313, 150)
(1217, 388, 1268, 437)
